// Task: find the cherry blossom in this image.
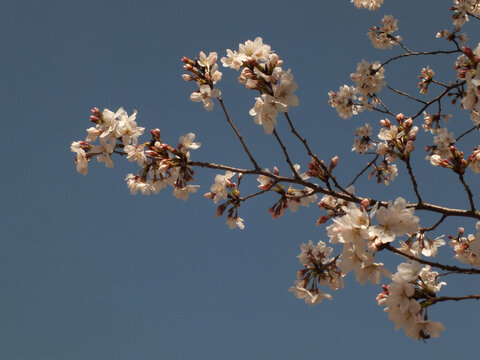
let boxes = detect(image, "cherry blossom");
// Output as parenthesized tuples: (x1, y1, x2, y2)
(71, 5, 480, 341)
(190, 84, 221, 111)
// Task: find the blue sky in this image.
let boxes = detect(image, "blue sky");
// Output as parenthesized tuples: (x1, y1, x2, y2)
(2, 0, 480, 359)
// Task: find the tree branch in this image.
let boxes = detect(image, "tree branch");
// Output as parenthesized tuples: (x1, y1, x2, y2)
(382, 243, 480, 274)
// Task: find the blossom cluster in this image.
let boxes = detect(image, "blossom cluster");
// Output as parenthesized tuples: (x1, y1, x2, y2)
(329, 60, 385, 119)
(71, 107, 145, 175)
(455, 44, 480, 125)
(289, 240, 341, 304)
(204, 171, 245, 230)
(368, 15, 402, 49)
(182, 51, 222, 111)
(450, 222, 480, 265)
(221, 37, 299, 134)
(71, 107, 201, 200)
(291, 196, 421, 303)
(418, 66, 435, 95)
(451, 0, 480, 28)
(429, 143, 480, 174)
(376, 113, 418, 160)
(377, 262, 446, 340)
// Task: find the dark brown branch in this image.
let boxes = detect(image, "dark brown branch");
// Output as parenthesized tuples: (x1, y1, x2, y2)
(186, 160, 480, 220)
(381, 49, 461, 68)
(467, 11, 480, 21)
(382, 243, 480, 274)
(423, 294, 480, 306)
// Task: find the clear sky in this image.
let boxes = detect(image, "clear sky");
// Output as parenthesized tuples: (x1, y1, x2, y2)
(1, 0, 479, 359)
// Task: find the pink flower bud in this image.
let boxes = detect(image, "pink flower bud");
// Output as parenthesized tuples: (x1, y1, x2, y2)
(181, 56, 193, 64)
(360, 198, 370, 210)
(404, 118, 413, 128)
(245, 79, 259, 89)
(316, 215, 329, 225)
(380, 118, 391, 127)
(89, 115, 100, 124)
(458, 227, 464, 235)
(462, 46, 473, 58)
(396, 113, 405, 122)
(145, 150, 159, 158)
(241, 68, 254, 79)
(405, 140, 415, 153)
(217, 204, 227, 218)
(409, 126, 419, 139)
(150, 129, 160, 140)
(91, 107, 102, 117)
(457, 68, 468, 78)
(267, 53, 280, 67)
(204, 192, 215, 199)
(273, 167, 279, 175)
(330, 156, 339, 169)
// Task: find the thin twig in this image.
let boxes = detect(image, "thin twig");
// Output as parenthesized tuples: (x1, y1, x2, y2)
(347, 154, 379, 187)
(240, 188, 272, 202)
(411, 82, 464, 120)
(373, 96, 397, 116)
(405, 158, 423, 203)
(283, 112, 355, 198)
(272, 128, 299, 178)
(458, 172, 476, 211)
(217, 97, 260, 170)
(386, 85, 427, 105)
(380, 49, 461, 68)
(421, 214, 447, 232)
(456, 124, 480, 142)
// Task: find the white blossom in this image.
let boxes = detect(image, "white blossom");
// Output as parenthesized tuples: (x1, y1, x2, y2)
(289, 281, 332, 305)
(371, 198, 420, 244)
(179, 133, 201, 155)
(328, 85, 359, 119)
(272, 71, 299, 112)
(91, 138, 116, 169)
(114, 109, 144, 146)
(208, 171, 235, 204)
(249, 95, 278, 134)
(71, 141, 89, 175)
(226, 216, 245, 230)
(350, 60, 385, 97)
(190, 84, 221, 111)
(124, 144, 146, 166)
